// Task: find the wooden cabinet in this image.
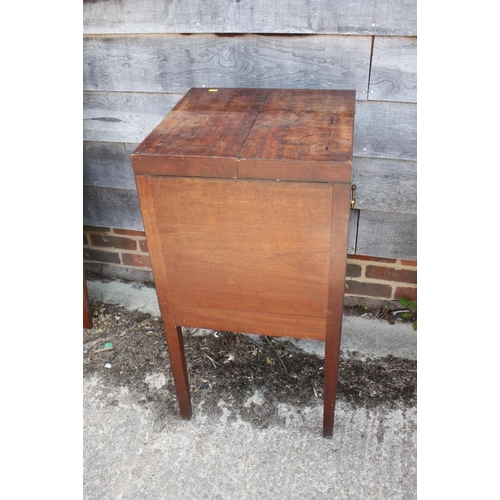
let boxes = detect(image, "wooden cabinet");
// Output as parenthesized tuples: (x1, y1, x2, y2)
(132, 88, 355, 437)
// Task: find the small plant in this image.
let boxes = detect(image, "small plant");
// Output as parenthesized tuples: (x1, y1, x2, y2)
(397, 297, 417, 331)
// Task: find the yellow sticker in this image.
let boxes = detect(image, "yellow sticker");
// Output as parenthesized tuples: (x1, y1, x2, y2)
(208, 88, 218, 92)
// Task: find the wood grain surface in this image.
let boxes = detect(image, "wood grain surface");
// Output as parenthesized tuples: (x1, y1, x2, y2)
(83, 91, 182, 143)
(352, 157, 417, 214)
(132, 88, 268, 177)
(83, 186, 143, 231)
(369, 36, 417, 103)
(83, 0, 416, 36)
(354, 101, 417, 160)
(173, 305, 328, 341)
(239, 89, 354, 180)
(84, 142, 137, 190)
(132, 88, 354, 182)
(356, 211, 417, 260)
(150, 177, 333, 325)
(83, 34, 371, 95)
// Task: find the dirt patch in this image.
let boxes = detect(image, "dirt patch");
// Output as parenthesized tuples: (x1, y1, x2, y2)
(84, 302, 416, 428)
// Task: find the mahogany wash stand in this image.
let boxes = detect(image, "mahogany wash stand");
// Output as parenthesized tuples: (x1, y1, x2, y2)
(131, 88, 355, 437)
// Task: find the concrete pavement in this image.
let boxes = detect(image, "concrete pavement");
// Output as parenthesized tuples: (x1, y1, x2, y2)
(84, 278, 417, 499)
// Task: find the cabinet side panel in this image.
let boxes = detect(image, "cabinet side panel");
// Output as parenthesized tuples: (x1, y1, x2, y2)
(150, 177, 333, 320)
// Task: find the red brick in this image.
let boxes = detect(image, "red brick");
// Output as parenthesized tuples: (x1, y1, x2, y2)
(365, 265, 417, 284)
(83, 248, 120, 264)
(139, 239, 149, 253)
(348, 254, 397, 264)
(345, 280, 392, 298)
(90, 234, 137, 251)
(121, 253, 152, 268)
(400, 259, 417, 267)
(83, 226, 109, 233)
(113, 228, 146, 237)
(346, 263, 362, 278)
(394, 287, 417, 302)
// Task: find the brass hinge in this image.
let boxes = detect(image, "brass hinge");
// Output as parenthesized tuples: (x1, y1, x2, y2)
(350, 184, 356, 209)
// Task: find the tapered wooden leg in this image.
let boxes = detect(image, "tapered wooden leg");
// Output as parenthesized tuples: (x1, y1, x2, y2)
(323, 323, 342, 438)
(83, 269, 93, 329)
(323, 183, 351, 438)
(135, 176, 192, 420)
(164, 325, 192, 420)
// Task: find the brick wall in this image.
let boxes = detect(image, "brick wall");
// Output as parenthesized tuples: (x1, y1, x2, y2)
(84, 226, 417, 307)
(84, 226, 154, 283)
(345, 255, 417, 305)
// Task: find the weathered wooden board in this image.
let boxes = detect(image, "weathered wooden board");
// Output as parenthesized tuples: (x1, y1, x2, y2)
(356, 211, 416, 260)
(83, 34, 372, 96)
(353, 157, 416, 214)
(83, 0, 417, 36)
(83, 187, 144, 231)
(84, 142, 137, 189)
(83, 91, 182, 143)
(353, 101, 416, 161)
(368, 37, 417, 103)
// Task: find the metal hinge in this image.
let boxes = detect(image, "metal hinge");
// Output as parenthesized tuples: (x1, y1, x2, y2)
(350, 184, 357, 209)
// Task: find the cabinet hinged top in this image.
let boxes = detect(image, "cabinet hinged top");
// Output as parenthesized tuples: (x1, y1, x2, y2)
(132, 88, 355, 183)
